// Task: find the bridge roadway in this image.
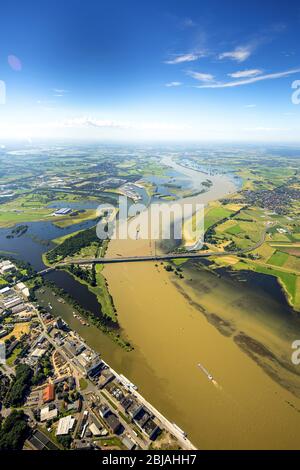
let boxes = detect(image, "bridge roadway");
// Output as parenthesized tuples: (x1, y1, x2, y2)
(39, 251, 227, 274)
(37, 228, 267, 275)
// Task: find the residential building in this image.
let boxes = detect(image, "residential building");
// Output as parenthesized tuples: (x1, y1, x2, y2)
(43, 383, 55, 403)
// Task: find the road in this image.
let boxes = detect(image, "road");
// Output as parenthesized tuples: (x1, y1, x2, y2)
(34, 309, 163, 449)
(85, 392, 149, 450)
(37, 227, 268, 274)
(102, 362, 197, 450)
(34, 306, 83, 383)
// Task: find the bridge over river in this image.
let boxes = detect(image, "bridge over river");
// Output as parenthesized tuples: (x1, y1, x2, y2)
(38, 251, 229, 274)
(37, 228, 267, 275)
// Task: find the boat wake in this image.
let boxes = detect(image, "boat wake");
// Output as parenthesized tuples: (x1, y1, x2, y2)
(197, 363, 222, 390)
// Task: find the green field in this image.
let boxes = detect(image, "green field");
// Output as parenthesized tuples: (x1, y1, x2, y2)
(204, 205, 234, 231)
(267, 250, 289, 267)
(69, 264, 117, 322)
(52, 210, 98, 228)
(95, 264, 117, 321)
(6, 347, 23, 366)
(79, 378, 88, 390)
(226, 224, 243, 235)
(0, 209, 53, 227)
(254, 265, 297, 305)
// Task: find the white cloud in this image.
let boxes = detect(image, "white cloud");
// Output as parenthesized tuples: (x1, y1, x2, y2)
(61, 117, 130, 129)
(165, 81, 182, 87)
(245, 104, 257, 108)
(195, 68, 300, 88)
(164, 52, 204, 64)
(228, 69, 262, 78)
(53, 88, 69, 97)
(57, 117, 188, 132)
(53, 88, 69, 94)
(186, 71, 214, 82)
(219, 46, 252, 62)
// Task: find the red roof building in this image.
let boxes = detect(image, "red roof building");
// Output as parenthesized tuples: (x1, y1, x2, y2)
(43, 384, 55, 403)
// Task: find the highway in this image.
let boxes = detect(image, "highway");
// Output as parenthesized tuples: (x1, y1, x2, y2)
(37, 227, 268, 275)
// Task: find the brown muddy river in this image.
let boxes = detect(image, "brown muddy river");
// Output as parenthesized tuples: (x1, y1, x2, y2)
(102, 157, 300, 449)
(39, 156, 300, 449)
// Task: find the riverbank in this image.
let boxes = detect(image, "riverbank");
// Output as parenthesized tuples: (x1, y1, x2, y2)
(43, 231, 116, 317)
(103, 245, 300, 449)
(2, 150, 300, 449)
(102, 157, 300, 449)
(36, 281, 132, 351)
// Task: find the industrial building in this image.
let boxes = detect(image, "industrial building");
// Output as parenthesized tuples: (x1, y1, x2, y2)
(56, 415, 76, 436)
(52, 207, 71, 216)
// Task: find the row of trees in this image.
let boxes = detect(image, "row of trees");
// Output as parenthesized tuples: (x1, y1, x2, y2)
(204, 210, 243, 245)
(41, 278, 132, 350)
(32, 353, 54, 386)
(0, 372, 10, 402)
(42, 279, 117, 330)
(4, 364, 33, 408)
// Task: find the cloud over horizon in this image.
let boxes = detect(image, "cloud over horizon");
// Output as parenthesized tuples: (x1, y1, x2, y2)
(57, 116, 188, 132)
(194, 68, 300, 88)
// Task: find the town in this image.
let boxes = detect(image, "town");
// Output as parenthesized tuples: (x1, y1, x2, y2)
(0, 259, 194, 451)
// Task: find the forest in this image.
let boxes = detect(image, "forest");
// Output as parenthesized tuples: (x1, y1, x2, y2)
(46, 226, 100, 263)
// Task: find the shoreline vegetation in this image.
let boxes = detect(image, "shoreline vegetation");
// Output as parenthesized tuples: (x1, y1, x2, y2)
(38, 278, 132, 351)
(219, 260, 299, 312)
(41, 226, 132, 351)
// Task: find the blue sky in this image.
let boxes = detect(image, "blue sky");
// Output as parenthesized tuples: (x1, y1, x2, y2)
(0, 0, 300, 141)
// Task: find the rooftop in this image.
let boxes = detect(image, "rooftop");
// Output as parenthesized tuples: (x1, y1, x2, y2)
(43, 383, 55, 403)
(40, 406, 58, 422)
(56, 415, 76, 436)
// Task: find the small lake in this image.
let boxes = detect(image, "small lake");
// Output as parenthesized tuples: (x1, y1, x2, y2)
(0, 214, 104, 318)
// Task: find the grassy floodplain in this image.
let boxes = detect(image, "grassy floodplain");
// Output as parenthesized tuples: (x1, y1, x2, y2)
(0, 191, 99, 228)
(177, 153, 300, 312)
